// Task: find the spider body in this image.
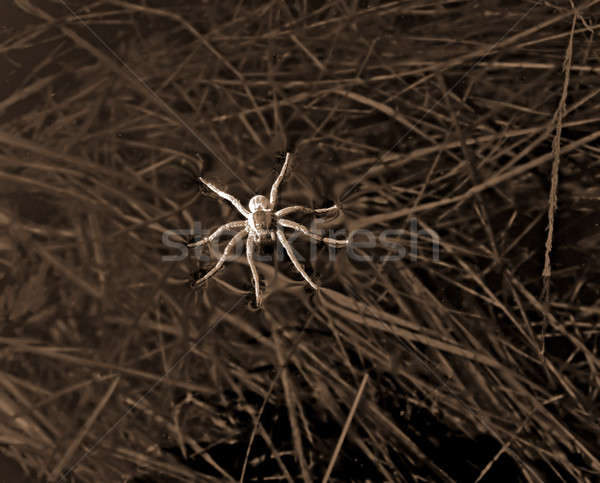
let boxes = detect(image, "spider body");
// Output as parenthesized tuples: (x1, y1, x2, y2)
(249, 209, 275, 243)
(247, 194, 275, 242)
(188, 152, 349, 306)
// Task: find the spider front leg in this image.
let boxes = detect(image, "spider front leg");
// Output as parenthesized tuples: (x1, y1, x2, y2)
(246, 235, 262, 306)
(198, 176, 250, 217)
(187, 221, 247, 248)
(276, 227, 318, 290)
(277, 218, 349, 247)
(269, 152, 291, 208)
(275, 204, 339, 218)
(193, 228, 248, 287)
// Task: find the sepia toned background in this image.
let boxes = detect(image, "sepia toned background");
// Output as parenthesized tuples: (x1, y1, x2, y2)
(1, 1, 600, 481)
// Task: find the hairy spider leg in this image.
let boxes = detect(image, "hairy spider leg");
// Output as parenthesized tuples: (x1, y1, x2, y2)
(246, 235, 262, 306)
(276, 227, 318, 290)
(193, 228, 248, 286)
(187, 220, 247, 248)
(269, 152, 291, 208)
(277, 219, 349, 247)
(275, 204, 339, 217)
(198, 176, 250, 217)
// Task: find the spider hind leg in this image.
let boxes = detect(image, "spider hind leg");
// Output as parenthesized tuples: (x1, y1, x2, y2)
(277, 218, 349, 247)
(192, 228, 248, 287)
(246, 234, 263, 306)
(276, 227, 319, 290)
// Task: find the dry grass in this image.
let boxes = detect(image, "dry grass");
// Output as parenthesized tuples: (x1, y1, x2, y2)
(1, 0, 600, 481)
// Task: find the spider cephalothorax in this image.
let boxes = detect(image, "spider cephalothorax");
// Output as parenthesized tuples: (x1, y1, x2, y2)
(247, 195, 275, 243)
(188, 152, 348, 306)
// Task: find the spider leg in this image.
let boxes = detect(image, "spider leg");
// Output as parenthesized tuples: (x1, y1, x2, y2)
(246, 235, 262, 306)
(269, 152, 291, 208)
(275, 204, 339, 218)
(187, 221, 247, 248)
(193, 228, 248, 286)
(276, 227, 318, 290)
(277, 218, 349, 247)
(198, 177, 250, 217)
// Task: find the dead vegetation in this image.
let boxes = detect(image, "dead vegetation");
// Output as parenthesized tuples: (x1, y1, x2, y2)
(1, 0, 600, 481)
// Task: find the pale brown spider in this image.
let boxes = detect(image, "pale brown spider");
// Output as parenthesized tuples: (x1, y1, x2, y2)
(188, 153, 348, 306)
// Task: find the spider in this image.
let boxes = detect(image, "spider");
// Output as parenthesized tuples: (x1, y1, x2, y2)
(188, 152, 349, 306)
